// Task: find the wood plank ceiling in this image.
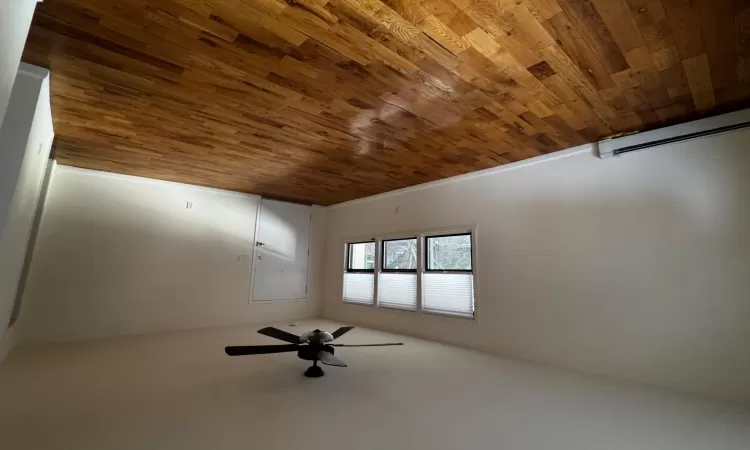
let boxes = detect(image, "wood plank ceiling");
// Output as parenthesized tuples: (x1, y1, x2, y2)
(22, 0, 750, 205)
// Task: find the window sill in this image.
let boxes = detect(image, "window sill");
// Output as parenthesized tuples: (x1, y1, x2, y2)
(342, 299, 374, 307)
(378, 304, 418, 312)
(422, 308, 475, 320)
(251, 297, 308, 304)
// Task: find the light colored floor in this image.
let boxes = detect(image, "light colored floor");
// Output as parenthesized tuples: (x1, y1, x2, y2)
(1, 320, 749, 450)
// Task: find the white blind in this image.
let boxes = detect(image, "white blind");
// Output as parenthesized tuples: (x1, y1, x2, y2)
(423, 273, 474, 317)
(343, 273, 374, 305)
(378, 273, 417, 310)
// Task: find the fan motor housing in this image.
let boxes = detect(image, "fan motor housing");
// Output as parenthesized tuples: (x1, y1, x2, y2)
(301, 329, 334, 344)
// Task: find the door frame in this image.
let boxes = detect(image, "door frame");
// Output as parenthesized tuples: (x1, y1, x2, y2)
(248, 198, 312, 304)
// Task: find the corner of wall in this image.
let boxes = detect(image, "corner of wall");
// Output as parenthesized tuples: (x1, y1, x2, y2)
(310, 206, 329, 319)
(0, 65, 55, 348)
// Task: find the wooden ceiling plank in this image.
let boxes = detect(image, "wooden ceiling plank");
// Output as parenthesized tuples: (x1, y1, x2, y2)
(682, 53, 716, 111)
(417, 14, 470, 55)
(368, 25, 428, 63)
(661, 0, 705, 60)
(590, 0, 644, 54)
(253, 9, 310, 45)
(326, 0, 382, 32)
(524, 0, 561, 21)
(694, 0, 739, 92)
(21, 0, 750, 205)
(557, 0, 629, 73)
(463, 27, 502, 58)
(502, 3, 556, 51)
(542, 12, 616, 90)
(462, 0, 511, 44)
(177, 10, 240, 42)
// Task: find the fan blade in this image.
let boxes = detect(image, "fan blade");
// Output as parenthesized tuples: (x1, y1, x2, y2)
(225, 344, 301, 356)
(331, 343, 404, 347)
(257, 327, 301, 344)
(331, 326, 355, 339)
(317, 350, 347, 367)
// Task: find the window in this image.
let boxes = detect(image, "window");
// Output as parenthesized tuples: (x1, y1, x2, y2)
(343, 242, 375, 305)
(382, 238, 418, 272)
(425, 233, 472, 272)
(378, 238, 417, 310)
(423, 233, 474, 317)
(348, 241, 375, 272)
(342, 229, 475, 318)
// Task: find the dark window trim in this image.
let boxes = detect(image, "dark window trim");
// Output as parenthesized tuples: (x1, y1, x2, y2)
(346, 241, 375, 273)
(424, 232, 473, 273)
(381, 237, 418, 273)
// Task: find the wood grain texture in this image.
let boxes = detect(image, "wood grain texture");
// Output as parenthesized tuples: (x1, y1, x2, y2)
(21, 0, 750, 205)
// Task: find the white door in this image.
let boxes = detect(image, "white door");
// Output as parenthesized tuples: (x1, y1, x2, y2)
(251, 199, 310, 302)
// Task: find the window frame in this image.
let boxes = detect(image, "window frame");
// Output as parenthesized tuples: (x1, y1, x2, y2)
(345, 240, 376, 273)
(341, 225, 478, 321)
(424, 232, 473, 274)
(380, 237, 418, 273)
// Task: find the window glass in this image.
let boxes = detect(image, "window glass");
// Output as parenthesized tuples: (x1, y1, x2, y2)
(382, 238, 417, 271)
(347, 242, 375, 271)
(426, 234, 472, 271)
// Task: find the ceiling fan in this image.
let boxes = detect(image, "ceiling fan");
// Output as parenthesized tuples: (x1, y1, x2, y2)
(225, 326, 403, 377)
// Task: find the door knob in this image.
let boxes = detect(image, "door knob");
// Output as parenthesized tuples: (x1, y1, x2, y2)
(258, 256, 264, 260)
(257, 242, 265, 247)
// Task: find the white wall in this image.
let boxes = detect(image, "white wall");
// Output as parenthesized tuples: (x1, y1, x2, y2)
(0, 64, 51, 251)
(323, 131, 750, 404)
(18, 167, 322, 343)
(0, 65, 54, 360)
(0, 0, 37, 130)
